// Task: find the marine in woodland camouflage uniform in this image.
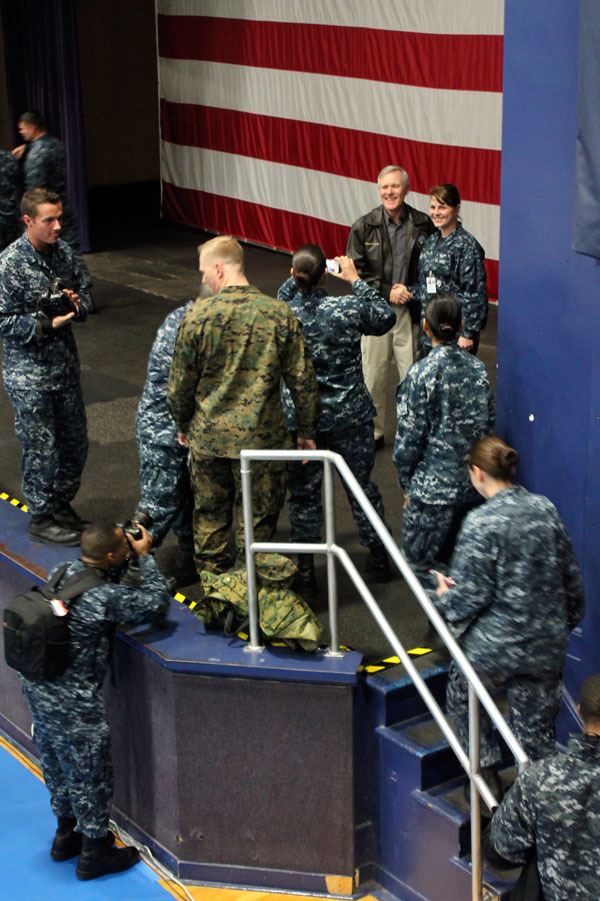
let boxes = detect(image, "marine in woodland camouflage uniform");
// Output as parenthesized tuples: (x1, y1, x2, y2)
(393, 342, 494, 580)
(435, 485, 585, 766)
(0, 149, 18, 250)
(486, 674, 600, 900)
(278, 274, 395, 551)
(413, 224, 487, 354)
(136, 301, 194, 553)
(21, 524, 170, 841)
(0, 190, 92, 536)
(167, 237, 319, 573)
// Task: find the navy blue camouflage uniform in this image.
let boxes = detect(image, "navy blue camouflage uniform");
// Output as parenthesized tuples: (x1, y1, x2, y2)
(435, 486, 585, 766)
(487, 733, 600, 899)
(412, 224, 487, 353)
(278, 276, 395, 550)
(21, 555, 170, 837)
(22, 135, 79, 248)
(393, 344, 494, 580)
(136, 302, 194, 552)
(0, 234, 92, 517)
(0, 149, 18, 250)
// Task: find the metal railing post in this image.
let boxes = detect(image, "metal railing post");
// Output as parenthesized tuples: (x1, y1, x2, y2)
(240, 454, 263, 652)
(469, 685, 483, 901)
(323, 458, 342, 657)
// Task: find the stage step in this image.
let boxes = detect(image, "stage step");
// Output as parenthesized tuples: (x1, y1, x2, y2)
(366, 664, 520, 901)
(366, 664, 449, 727)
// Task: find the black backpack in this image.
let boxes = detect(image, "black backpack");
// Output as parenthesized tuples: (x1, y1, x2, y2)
(3, 563, 107, 680)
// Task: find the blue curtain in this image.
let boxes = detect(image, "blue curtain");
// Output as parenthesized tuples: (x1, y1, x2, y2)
(1, 0, 90, 251)
(573, 0, 600, 259)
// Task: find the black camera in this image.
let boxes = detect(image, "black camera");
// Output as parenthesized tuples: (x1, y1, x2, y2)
(39, 277, 78, 319)
(121, 508, 153, 542)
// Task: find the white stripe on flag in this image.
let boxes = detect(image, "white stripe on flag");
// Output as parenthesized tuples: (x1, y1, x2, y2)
(159, 59, 502, 151)
(156, 0, 504, 36)
(161, 141, 500, 258)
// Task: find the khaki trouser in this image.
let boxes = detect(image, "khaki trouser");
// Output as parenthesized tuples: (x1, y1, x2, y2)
(361, 305, 418, 439)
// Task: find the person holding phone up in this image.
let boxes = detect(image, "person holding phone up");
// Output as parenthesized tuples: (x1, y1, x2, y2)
(278, 246, 396, 597)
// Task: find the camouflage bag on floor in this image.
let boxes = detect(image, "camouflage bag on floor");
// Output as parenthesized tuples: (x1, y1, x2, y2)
(195, 553, 323, 652)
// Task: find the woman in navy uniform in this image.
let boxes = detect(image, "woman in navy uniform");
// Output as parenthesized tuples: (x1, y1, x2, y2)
(393, 294, 494, 582)
(278, 245, 396, 594)
(413, 184, 487, 355)
(435, 436, 585, 793)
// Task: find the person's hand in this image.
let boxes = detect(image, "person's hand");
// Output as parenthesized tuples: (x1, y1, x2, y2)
(433, 570, 456, 597)
(458, 336, 474, 352)
(51, 311, 76, 329)
(125, 523, 153, 557)
(403, 494, 410, 510)
(177, 432, 188, 446)
(330, 255, 358, 282)
(11, 144, 26, 159)
(62, 288, 80, 312)
(390, 283, 413, 305)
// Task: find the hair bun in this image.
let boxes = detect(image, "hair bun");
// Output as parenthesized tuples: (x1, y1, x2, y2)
(502, 448, 519, 466)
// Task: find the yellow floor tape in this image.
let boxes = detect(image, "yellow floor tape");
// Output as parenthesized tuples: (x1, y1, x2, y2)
(159, 883, 378, 901)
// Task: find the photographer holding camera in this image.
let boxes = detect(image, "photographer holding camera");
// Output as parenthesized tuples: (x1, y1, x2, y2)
(0, 187, 92, 544)
(20, 519, 171, 880)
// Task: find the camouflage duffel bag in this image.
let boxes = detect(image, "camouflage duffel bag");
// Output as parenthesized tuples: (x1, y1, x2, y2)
(195, 553, 323, 652)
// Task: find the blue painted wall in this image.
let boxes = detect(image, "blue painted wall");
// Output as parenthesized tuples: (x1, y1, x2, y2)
(498, 0, 600, 696)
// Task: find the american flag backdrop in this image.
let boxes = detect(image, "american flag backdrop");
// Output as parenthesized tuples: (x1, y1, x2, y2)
(156, 1, 503, 298)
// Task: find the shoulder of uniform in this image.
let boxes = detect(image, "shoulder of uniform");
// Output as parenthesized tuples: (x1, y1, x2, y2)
(166, 300, 194, 324)
(351, 206, 382, 229)
(456, 225, 484, 249)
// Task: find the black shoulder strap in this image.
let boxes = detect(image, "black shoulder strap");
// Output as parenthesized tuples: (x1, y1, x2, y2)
(45, 562, 71, 594)
(49, 566, 108, 602)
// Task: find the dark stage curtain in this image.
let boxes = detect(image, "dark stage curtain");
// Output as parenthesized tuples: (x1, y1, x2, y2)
(1, 0, 90, 251)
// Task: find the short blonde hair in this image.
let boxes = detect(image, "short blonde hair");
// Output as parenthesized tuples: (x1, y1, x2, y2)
(199, 235, 244, 268)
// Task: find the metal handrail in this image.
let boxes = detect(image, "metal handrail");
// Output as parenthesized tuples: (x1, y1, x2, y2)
(240, 448, 530, 901)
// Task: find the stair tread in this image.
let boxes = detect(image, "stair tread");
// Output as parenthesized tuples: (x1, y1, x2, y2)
(377, 713, 450, 755)
(403, 718, 445, 748)
(454, 852, 522, 888)
(366, 661, 448, 692)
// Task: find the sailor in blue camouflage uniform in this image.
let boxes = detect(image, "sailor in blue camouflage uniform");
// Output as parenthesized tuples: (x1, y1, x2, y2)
(0, 188, 92, 545)
(136, 299, 196, 584)
(435, 436, 585, 795)
(21, 521, 171, 880)
(0, 148, 18, 250)
(409, 184, 487, 355)
(485, 673, 600, 900)
(13, 110, 79, 248)
(278, 246, 396, 591)
(393, 295, 494, 584)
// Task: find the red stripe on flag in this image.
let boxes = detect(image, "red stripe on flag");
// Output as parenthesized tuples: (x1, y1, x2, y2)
(160, 101, 500, 205)
(162, 181, 499, 299)
(157, 15, 503, 92)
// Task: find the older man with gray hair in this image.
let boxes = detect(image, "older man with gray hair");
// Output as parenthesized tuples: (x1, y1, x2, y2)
(347, 165, 434, 447)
